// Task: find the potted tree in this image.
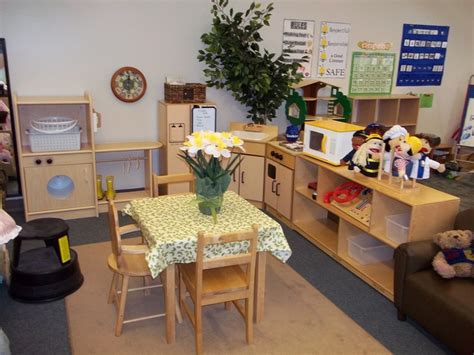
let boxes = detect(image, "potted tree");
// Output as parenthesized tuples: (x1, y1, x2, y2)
(197, 0, 304, 124)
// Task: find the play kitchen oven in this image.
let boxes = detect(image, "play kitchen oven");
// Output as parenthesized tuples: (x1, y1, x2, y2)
(303, 120, 363, 165)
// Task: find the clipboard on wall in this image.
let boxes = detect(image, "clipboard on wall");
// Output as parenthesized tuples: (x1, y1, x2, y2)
(191, 105, 217, 132)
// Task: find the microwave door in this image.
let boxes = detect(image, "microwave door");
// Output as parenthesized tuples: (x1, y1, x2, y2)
(309, 131, 326, 153)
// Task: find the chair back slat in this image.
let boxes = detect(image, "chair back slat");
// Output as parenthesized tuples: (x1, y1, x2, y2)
(195, 224, 258, 293)
(203, 254, 252, 270)
(107, 200, 123, 266)
(202, 230, 257, 245)
(152, 173, 195, 197)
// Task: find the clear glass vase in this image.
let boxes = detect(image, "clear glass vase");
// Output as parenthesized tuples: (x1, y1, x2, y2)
(195, 174, 231, 223)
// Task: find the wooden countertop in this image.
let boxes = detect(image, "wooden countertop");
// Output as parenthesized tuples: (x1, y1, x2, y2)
(267, 140, 303, 156)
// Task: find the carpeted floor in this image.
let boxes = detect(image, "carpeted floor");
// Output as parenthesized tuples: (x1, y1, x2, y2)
(66, 238, 388, 354)
(0, 211, 452, 355)
(420, 172, 474, 211)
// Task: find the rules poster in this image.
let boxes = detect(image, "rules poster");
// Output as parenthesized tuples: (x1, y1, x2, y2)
(282, 19, 315, 78)
(397, 24, 449, 86)
(317, 21, 351, 78)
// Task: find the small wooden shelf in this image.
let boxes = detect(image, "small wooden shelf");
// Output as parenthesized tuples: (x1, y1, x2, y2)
(293, 218, 338, 254)
(96, 141, 162, 152)
(21, 144, 94, 156)
(349, 95, 420, 132)
(16, 95, 91, 105)
(292, 80, 341, 121)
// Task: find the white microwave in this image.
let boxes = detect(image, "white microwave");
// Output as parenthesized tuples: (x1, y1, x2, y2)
(303, 120, 364, 165)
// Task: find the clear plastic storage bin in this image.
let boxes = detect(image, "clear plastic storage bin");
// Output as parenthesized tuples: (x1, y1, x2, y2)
(348, 234, 393, 265)
(385, 213, 410, 244)
(26, 126, 81, 152)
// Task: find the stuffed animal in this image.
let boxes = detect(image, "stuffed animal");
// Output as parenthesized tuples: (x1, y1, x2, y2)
(432, 229, 474, 279)
(351, 134, 384, 177)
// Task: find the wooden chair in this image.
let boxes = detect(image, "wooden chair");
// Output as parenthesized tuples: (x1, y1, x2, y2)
(178, 224, 259, 355)
(107, 200, 182, 336)
(152, 172, 194, 197)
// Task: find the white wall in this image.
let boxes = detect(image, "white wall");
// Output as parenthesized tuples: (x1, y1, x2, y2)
(1, 0, 472, 146)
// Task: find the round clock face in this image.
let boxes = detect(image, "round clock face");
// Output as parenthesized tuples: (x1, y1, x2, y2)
(111, 66, 147, 102)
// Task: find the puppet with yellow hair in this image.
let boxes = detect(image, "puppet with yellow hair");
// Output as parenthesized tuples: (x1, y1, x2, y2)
(391, 135, 423, 180)
(351, 134, 385, 177)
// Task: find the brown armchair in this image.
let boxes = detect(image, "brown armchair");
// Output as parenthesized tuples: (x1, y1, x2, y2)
(394, 208, 474, 355)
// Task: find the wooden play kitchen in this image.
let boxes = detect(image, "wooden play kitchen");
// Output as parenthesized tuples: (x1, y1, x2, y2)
(12, 93, 162, 221)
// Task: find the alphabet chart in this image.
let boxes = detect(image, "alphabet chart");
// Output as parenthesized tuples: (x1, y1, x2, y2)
(396, 24, 449, 86)
(349, 52, 395, 95)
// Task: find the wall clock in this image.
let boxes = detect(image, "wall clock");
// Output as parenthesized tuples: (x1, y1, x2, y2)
(111, 66, 147, 102)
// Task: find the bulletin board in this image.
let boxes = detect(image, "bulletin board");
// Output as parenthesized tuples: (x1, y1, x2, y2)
(349, 52, 395, 95)
(396, 24, 449, 86)
(191, 105, 216, 133)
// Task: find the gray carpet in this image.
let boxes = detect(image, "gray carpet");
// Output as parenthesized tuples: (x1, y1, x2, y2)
(420, 172, 474, 211)
(2, 172, 469, 355)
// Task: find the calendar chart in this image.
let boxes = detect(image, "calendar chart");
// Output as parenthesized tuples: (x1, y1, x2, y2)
(349, 52, 395, 95)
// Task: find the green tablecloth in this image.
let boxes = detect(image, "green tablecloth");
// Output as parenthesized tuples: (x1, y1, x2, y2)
(123, 191, 292, 278)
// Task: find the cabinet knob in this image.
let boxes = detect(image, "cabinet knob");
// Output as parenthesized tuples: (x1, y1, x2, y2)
(46, 158, 53, 164)
(35, 159, 42, 165)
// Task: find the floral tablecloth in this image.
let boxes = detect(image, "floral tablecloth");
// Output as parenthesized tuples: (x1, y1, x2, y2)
(123, 191, 292, 278)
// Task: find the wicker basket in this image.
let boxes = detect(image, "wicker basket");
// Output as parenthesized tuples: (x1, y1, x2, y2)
(164, 83, 206, 103)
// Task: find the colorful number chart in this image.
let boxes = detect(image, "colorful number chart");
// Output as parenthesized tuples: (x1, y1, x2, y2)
(397, 24, 449, 86)
(349, 52, 395, 95)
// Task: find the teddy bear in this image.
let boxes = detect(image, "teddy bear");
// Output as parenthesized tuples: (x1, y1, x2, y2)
(432, 229, 474, 279)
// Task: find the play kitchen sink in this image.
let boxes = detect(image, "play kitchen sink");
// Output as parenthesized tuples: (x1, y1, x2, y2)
(231, 130, 269, 141)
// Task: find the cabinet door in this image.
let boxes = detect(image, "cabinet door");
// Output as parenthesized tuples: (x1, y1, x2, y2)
(239, 155, 264, 201)
(24, 163, 95, 212)
(159, 103, 191, 194)
(264, 161, 278, 209)
(227, 153, 240, 194)
(275, 163, 294, 220)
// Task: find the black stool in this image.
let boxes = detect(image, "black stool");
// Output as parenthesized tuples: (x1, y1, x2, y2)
(9, 218, 84, 302)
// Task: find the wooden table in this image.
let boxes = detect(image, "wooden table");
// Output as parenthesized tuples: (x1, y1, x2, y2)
(123, 191, 292, 343)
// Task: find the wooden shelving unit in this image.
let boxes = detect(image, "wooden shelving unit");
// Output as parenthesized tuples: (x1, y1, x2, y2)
(292, 80, 342, 121)
(292, 154, 460, 300)
(349, 95, 420, 134)
(95, 141, 162, 212)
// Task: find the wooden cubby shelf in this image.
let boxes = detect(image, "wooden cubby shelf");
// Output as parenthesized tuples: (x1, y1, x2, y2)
(292, 154, 460, 300)
(349, 94, 420, 134)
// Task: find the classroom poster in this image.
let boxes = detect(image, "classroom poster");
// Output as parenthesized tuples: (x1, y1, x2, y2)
(282, 19, 315, 78)
(397, 24, 449, 86)
(317, 21, 351, 78)
(459, 84, 474, 147)
(349, 52, 396, 95)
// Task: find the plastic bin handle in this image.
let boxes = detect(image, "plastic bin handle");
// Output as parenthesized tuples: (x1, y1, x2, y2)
(30, 120, 77, 134)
